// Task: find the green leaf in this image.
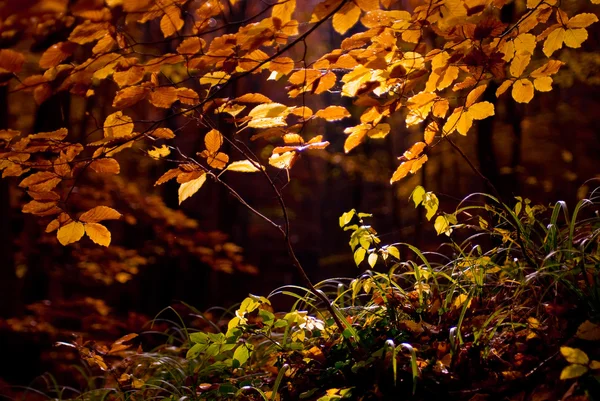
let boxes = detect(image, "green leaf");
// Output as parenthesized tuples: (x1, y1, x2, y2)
(560, 364, 588, 380)
(339, 209, 356, 227)
(410, 186, 426, 207)
(190, 332, 209, 344)
(561, 347, 589, 365)
(186, 343, 203, 359)
(367, 252, 378, 268)
(233, 345, 250, 366)
(354, 248, 366, 266)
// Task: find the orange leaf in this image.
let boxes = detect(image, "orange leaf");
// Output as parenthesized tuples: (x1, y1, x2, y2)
(155, 168, 182, 185)
(0, 49, 25, 73)
(113, 86, 149, 108)
(104, 111, 134, 138)
(57, 222, 85, 245)
(22, 200, 61, 216)
(85, 223, 112, 246)
(315, 106, 351, 121)
(149, 86, 179, 108)
(160, 6, 184, 38)
(204, 129, 223, 153)
(80, 206, 122, 223)
(332, 2, 361, 34)
(90, 158, 121, 174)
(39, 42, 76, 69)
(68, 21, 110, 44)
(177, 37, 205, 55)
(19, 172, 61, 192)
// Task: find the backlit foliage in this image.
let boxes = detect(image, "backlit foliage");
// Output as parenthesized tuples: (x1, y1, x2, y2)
(0, 0, 598, 247)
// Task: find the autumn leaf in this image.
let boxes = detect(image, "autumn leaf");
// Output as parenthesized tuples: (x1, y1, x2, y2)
(90, 158, 121, 174)
(272, 0, 296, 24)
(19, 172, 61, 192)
(314, 106, 351, 121)
(104, 112, 134, 138)
(333, 2, 361, 35)
(85, 223, 111, 246)
(80, 206, 122, 223)
(57, 221, 85, 245)
(179, 174, 207, 204)
(512, 79, 534, 103)
(225, 160, 262, 173)
(148, 145, 171, 159)
(160, 6, 184, 38)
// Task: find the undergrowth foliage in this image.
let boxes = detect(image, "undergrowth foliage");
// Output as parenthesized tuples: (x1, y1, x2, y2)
(37, 189, 598, 400)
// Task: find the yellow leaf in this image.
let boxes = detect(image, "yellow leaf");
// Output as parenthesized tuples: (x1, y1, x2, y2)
(85, 223, 111, 247)
(424, 121, 438, 144)
(533, 76, 553, 92)
(512, 79, 534, 103)
(465, 85, 487, 108)
(567, 13, 598, 29)
(200, 71, 231, 88)
(591, 361, 600, 370)
(496, 80, 513, 97)
(178, 174, 207, 204)
(148, 145, 171, 159)
(468, 101, 495, 120)
(453, 293, 471, 309)
(390, 160, 414, 183)
(442, 107, 462, 136)
(149, 128, 175, 139)
(560, 364, 588, 380)
(248, 103, 288, 119)
(561, 347, 589, 365)
(57, 221, 85, 245)
(104, 111, 134, 138)
(513, 33, 536, 55)
(563, 28, 588, 49)
(543, 28, 565, 57)
(332, 2, 361, 35)
(272, 0, 296, 24)
(314, 106, 351, 121)
(269, 151, 298, 169)
(456, 113, 472, 136)
(80, 206, 122, 223)
(367, 123, 390, 139)
(510, 52, 531, 77)
(204, 129, 223, 153)
(225, 160, 262, 172)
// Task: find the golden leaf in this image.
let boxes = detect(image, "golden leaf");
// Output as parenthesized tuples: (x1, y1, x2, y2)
(28, 128, 68, 141)
(332, 2, 361, 35)
(563, 28, 587, 49)
(315, 71, 336, 94)
(512, 78, 534, 103)
(465, 85, 487, 107)
(566, 13, 599, 29)
(206, 152, 229, 169)
(468, 101, 495, 120)
(93, 35, 116, 55)
(311, 0, 343, 23)
(177, 37, 205, 55)
(178, 174, 207, 204)
(510, 52, 531, 77)
(155, 168, 181, 185)
(149, 87, 179, 108)
(403, 142, 426, 160)
(200, 71, 231, 88)
(314, 106, 351, 121)
(68, 21, 109, 44)
(160, 6, 184, 38)
(177, 88, 199, 105)
(19, 172, 61, 192)
(22, 200, 61, 216)
(149, 128, 175, 139)
(204, 129, 223, 153)
(390, 160, 414, 183)
(496, 80, 513, 97)
(113, 86, 148, 108)
(85, 223, 111, 247)
(533, 76, 553, 92)
(269, 151, 298, 169)
(104, 111, 134, 138)
(424, 121, 438, 144)
(80, 206, 122, 223)
(272, 0, 296, 24)
(90, 158, 121, 174)
(225, 160, 262, 172)
(560, 364, 588, 380)
(113, 66, 145, 87)
(148, 145, 171, 159)
(39, 42, 76, 69)
(269, 57, 295, 75)
(57, 221, 85, 245)
(355, 0, 379, 11)
(542, 27, 565, 57)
